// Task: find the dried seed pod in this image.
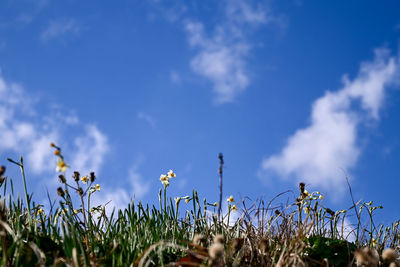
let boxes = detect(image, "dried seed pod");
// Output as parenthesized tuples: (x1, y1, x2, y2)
(58, 174, 66, 184)
(90, 172, 96, 182)
(0, 165, 5, 176)
(299, 182, 305, 193)
(57, 187, 65, 197)
(77, 187, 84, 196)
(73, 171, 80, 182)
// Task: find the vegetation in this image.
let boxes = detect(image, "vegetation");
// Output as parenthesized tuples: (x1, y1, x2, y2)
(0, 143, 398, 266)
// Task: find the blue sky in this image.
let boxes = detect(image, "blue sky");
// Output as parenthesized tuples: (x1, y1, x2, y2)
(0, 0, 399, 225)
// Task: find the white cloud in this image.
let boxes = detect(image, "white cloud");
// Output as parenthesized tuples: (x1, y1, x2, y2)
(0, 72, 109, 176)
(92, 157, 151, 214)
(259, 49, 399, 192)
(184, 0, 272, 103)
(41, 18, 80, 41)
(129, 162, 151, 199)
(71, 125, 109, 175)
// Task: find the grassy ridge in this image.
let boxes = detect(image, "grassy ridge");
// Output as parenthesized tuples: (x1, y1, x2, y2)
(0, 147, 399, 266)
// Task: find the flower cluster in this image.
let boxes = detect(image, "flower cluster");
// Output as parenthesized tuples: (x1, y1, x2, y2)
(227, 195, 237, 212)
(51, 142, 69, 173)
(159, 169, 176, 188)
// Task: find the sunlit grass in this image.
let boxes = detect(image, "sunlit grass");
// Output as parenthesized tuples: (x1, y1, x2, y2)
(0, 144, 398, 266)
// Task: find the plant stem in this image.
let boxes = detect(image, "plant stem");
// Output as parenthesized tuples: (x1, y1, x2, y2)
(218, 153, 224, 220)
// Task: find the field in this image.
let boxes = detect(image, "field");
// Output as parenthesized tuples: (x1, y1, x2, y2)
(0, 145, 399, 266)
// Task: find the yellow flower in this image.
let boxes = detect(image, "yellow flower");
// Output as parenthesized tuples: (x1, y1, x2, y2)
(95, 184, 101, 191)
(81, 176, 88, 184)
(319, 195, 324, 200)
(372, 238, 377, 247)
(38, 208, 44, 215)
(185, 198, 190, 203)
(232, 205, 238, 211)
(227, 196, 234, 203)
(304, 206, 311, 214)
(56, 160, 68, 173)
(73, 209, 79, 215)
(213, 202, 218, 207)
(167, 169, 176, 178)
(304, 190, 309, 196)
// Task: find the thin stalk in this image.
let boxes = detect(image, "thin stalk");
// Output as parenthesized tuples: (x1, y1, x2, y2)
(7, 157, 32, 226)
(218, 153, 224, 220)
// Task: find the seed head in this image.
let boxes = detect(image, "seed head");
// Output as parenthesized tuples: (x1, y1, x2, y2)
(54, 150, 60, 156)
(50, 142, 55, 147)
(208, 243, 224, 261)
(57, 187, 65, 197)
(73, 171, 80, 182)
(77, 187, 84, 196)
(326, 208, 335, 216)
(90, 172, 96, 182)
(58, 174, 66, 184)
(299, 182, 305, 193)
(0, 166, 5, 176)
(213, 234, 225, 244)
(354, 247, 379, 267)
(382, 248, 398, 263)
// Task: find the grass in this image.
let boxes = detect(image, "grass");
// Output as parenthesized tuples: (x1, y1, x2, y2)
(0, 144, 399, 266)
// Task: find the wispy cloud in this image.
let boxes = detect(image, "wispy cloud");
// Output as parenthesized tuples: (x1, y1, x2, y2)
(138, 112, 156, 128)
(184, 0, 273, 103)
(170, 70, 181, 85)
(41, 18, 80, 41)
(258, 49, 400, 193)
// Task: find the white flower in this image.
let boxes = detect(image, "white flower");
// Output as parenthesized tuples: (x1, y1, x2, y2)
(167, 170, 176, 178)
